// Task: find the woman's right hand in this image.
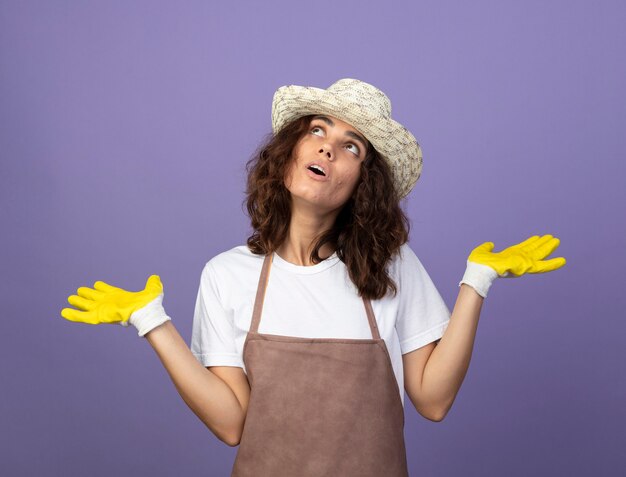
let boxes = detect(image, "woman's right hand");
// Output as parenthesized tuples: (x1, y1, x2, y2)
(61, 275, 171, 337)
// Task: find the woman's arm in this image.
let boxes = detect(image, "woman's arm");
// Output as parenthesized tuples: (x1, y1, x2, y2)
(404, 283, 483, 421)
(144, 320, 246, 446)
(405, 235, 565, 421)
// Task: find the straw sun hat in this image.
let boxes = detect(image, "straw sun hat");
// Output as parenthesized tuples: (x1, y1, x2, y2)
(271, 78, 423, 199)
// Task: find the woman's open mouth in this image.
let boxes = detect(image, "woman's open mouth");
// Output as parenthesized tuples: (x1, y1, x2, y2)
(305, 163, 329, 181)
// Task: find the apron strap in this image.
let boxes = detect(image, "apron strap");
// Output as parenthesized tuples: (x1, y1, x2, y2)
(362, 297, 381, 340)
(250, 253, 381, 340)
(250, 252, 274, 333)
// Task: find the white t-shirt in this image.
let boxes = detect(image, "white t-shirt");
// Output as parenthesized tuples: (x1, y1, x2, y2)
(190, 243, 451, 407)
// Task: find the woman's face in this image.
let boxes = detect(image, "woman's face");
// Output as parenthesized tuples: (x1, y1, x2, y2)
(284, 115, 368, 215)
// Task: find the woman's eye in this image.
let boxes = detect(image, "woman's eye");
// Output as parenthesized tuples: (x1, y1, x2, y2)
(346, 143, 360, 155)
(310, 126, 324, 136)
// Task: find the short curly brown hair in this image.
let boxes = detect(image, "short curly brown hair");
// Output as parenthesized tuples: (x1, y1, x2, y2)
(242, 114, 411, 300)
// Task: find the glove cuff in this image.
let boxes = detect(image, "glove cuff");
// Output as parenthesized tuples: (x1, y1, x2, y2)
(127, 294, 172, 337)
(458, 260, 499, 298)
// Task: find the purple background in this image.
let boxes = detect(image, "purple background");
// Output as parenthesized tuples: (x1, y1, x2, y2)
(1, 1, 624, 475)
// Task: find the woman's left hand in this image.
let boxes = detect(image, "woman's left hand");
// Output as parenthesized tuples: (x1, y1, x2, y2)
(458, 234, 566, 298)
(469, 234, 566, 277)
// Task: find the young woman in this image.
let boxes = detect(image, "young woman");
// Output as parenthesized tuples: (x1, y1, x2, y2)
(61, 78, 566, 476)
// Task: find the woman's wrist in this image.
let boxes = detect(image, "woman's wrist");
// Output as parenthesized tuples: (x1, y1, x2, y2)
(128, 293, 172, 337)
(458, 260, 499, 299)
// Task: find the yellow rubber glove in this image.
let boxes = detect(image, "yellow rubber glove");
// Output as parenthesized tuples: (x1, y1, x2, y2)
(61, 275, 171, 337)
(459, 234, 566, 298)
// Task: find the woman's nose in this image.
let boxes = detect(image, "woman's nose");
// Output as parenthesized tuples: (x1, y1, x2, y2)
(318, 145, 334, 161)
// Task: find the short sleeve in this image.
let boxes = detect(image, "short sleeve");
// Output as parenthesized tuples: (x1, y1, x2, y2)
(190, 261, 244, 368)
(394, 244, 451, 354)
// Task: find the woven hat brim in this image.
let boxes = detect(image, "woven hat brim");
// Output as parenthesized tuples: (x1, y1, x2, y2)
(271, 85, 422, 199)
